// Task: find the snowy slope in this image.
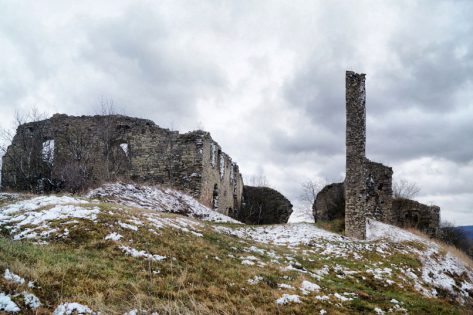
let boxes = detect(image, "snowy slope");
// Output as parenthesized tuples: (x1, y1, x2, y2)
(0, 187, 473, 313)
(86, 183, 240, 223)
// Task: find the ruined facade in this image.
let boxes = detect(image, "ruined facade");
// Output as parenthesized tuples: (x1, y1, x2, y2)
(1, 114, 244, 216)
(392, 198, 440, 236)
(344, 71, 439, 239)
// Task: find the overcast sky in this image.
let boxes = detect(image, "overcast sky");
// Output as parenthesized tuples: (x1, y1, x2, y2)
(1, 0, 472, 224)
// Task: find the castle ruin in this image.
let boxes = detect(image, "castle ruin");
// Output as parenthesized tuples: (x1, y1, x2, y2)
(343, 71, 439, 239)
(1, 114, 244, 216)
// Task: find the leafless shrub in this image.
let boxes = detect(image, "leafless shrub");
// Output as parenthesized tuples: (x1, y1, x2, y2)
(393, 179, 420, 199)
(299, 178, 326, 212)
(247, 174, 269, 187)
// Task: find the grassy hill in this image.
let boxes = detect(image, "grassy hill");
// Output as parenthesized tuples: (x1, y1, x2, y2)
(0, 183, 472, 314)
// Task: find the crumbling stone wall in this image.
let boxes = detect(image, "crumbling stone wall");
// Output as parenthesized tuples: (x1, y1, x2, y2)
(365, 160, 394, 223)
(313, 182, 439, 236)
(235, 185, 293, 224)
(1, 114, 243, 215)
(345, 71, 397, 239)
(345, 71, 373, 239)
(312, 182, 345, 222)
(343, 70, 439, 239)
(393, 198, 440, 236)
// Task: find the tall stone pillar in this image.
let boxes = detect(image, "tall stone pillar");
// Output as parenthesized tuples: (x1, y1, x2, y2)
(345, 71, 367, 239)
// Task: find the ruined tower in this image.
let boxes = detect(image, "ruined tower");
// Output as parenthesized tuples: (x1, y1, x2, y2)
(345, 71, 368, 239)
(345, 71, 394, 239)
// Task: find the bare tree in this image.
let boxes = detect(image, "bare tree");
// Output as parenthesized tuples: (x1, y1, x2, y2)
(248, 174, 269, 187)
(55, 124, 95, 193)
(393, 179, 420, 199)
(0, 107, 49, 191)
(299, 178, 325, 212)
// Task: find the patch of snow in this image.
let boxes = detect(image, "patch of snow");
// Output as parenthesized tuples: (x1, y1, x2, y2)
(105, 232, 123, 241)
(374, 307, 385, 315)
(247, 275, 263, 285)
(0, 196, 99, 240)
(241, 260, 255, 266)
(119, 245, 166, 262)
(86, 183, 240, 223)
(366, 219, 424, 243)
(3, 269, 25, 285)
(300, 280, 320, 295)
(278, 283, 295, 290)
(118, 221, 138, 231)
(144, 214, 204, 237)
(333, 292, 353, 302)
(315, 295, 330, 301)
(0, 293, 20, 313)
(214, 223, 345, 246)
(367, 219, 473, 303)
(53, 302, 94, 314)
(276, 294, 301, 305)
(22, 292, 41, 309)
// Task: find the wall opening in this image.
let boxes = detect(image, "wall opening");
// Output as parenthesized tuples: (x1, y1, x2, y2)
(120, 143, 129, 157)
(212, 183, 219, 209)
(41, 139, 55, 164)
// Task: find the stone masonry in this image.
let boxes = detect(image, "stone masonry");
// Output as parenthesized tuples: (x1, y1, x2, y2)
(344, 71, 439, 239)
(345, 71, 395, 239)
(1, 114, 244, 216)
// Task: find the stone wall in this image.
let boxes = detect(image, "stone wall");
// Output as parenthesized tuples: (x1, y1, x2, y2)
(365, 160, 394, 223)
(345, 71, 369, 239)
(345, 71, 413, 239)
(340, 70, 440, 239)
(313, 182, 439, 236)
(235, 185, 293, 224)
(1, 114, 243, 215)
(392, 198, 440, 236)
(312, 182, 345, 222)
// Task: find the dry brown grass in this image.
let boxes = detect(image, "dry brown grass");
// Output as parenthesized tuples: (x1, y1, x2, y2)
(406, 227, 473, 268)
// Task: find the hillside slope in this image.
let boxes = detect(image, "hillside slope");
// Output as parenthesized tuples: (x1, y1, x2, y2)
(0, 183, 472, 314)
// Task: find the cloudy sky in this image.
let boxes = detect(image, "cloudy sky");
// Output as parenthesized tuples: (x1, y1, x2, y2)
(1, 0, 472, 224)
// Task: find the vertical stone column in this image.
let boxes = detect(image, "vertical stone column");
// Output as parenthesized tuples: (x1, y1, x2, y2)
(345, 71, 367, 239)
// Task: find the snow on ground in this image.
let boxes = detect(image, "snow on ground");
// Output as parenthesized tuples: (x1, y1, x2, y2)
(300, 280, 321, 295)
(4, 269, 25, 285)
(288, 206, 313, 223)
(22, 292, 41, 309)
(367, 219, 473, 303)
(0, 293, 20, 312)
(275, 294, 301, 305)
(0, 195, 99, 240)
(214, 223, 345, 246)
(366, 219, 425, 243)
(119, 245, 166, 262)
(86, 183, 240, 223)
(104, 232, 123, 241)
(53, 302, 94, 315)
